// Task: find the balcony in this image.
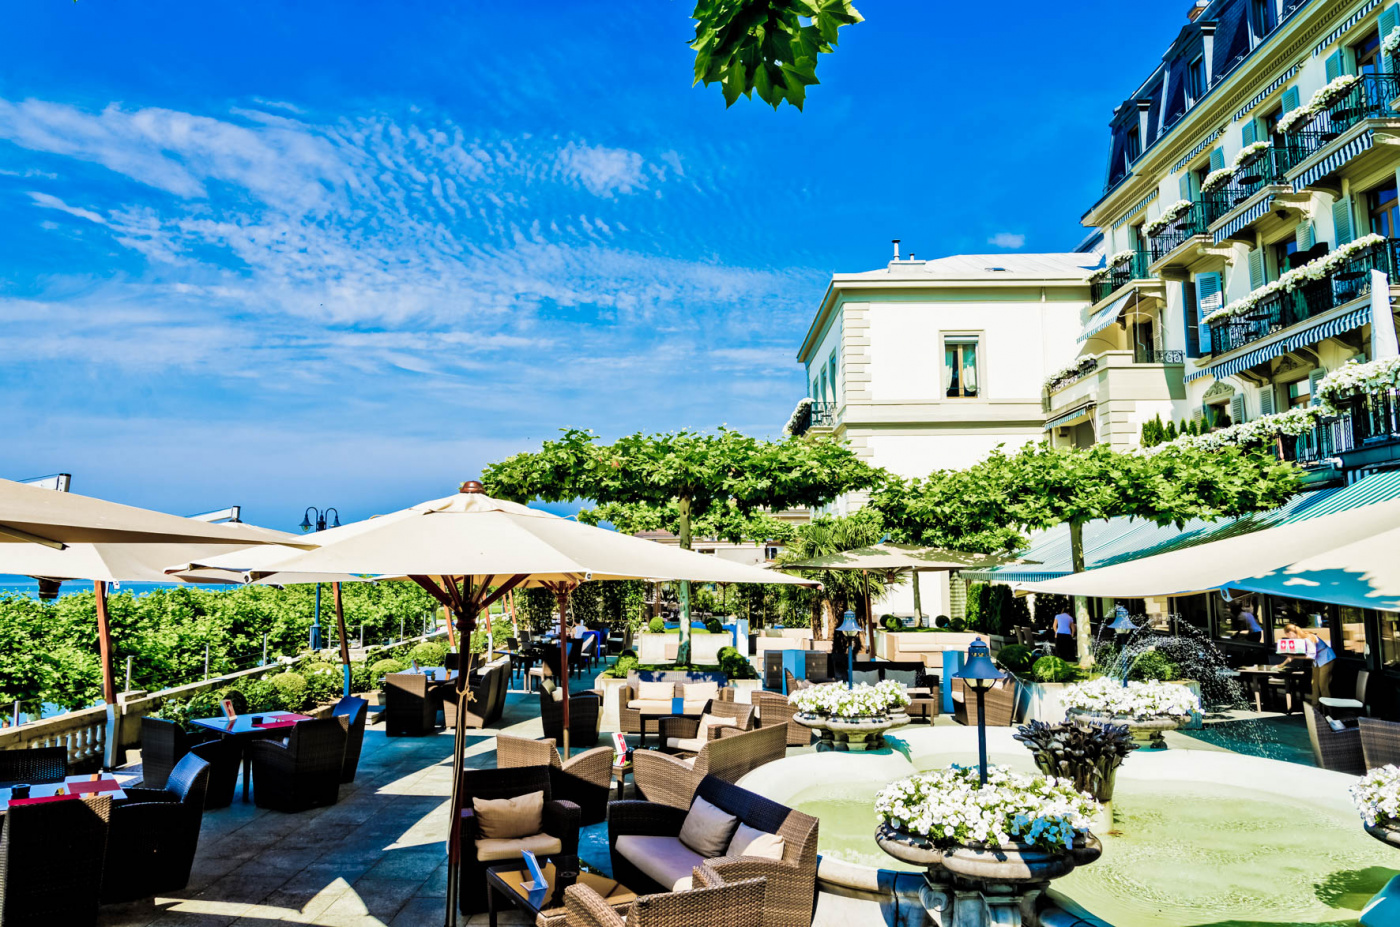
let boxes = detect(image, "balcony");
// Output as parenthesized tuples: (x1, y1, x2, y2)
(788, 400, 837, 437)
(1203, 145, 1306, 241)
(1090, 251, 1153, 304)
(1044, 350, 1186, 447)
(1285, 74, 1400, 186)
(1282, 388, 1400, 473)
(1148, 202, 1212, 270)
(1207, 237, 1400, 355)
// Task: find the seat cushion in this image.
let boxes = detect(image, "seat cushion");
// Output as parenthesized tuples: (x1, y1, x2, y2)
(472, 790, 543, 839)
(678, 795, 740, 858)
(731, 687, 752, 705)
(637, 681, 675, 701)
(667, 736, 706, 753)
(627, 699, 673, 714)
(614, 835, 704, 891)
(683, 682, 719, 703)
(682, 700, 708, 715)
(1319, 697, 1364, 710)
(726, 822, 786, 860)
(475, 833, 563, 862)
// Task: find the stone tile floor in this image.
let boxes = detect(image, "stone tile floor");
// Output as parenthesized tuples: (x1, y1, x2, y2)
(96, 685, 1312, 927)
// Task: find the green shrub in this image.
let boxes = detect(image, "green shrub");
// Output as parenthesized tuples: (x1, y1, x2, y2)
(881, 615, 902, 631)
(704, 617, 724, 634)
(996, 644, 1037, 675)
(302, 661, 342, 704)
(369, 659, 406, 685)
(409, 642, 448, 667)
(716, 646, 756, 680)
(267, 672, 309, 711)
(215, 687, 248, 714)
(949, 616, 968, 632)
(349, 661, 372, 693)
(1030, 656, 1079, 683)
(607, 655, 640, 678)
(239, 678, 279, 713)
(647, 617, 666, 633)
(1127, 650, 1177, 682)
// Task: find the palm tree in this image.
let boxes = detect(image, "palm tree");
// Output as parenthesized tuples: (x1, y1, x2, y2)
(776, 513, 900, 640)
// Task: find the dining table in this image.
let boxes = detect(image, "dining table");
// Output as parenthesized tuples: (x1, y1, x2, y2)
(0, 774, 128, 813)
(1235, 665, 1310, 714)
(190, 710, 314, 801)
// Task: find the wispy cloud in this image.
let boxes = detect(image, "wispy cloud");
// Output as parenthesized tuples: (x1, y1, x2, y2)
(555, 142, 646, 197)
(987, 232, 1026, 249)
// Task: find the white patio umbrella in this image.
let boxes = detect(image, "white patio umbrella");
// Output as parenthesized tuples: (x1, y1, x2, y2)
(173, 481, 816, 926)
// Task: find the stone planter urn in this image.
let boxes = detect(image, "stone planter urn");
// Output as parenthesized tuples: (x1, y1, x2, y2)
(794, 711, 836, 746)
(1065, 708, 1185, 749)
(796, 712, 904, 750)
(877, 822, 1102, 927)
(1366, 822, 1400, 849)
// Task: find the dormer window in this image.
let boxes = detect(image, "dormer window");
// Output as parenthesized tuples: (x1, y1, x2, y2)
(1187, 55, 1208, 103)
(1125, 124, 1142, 162)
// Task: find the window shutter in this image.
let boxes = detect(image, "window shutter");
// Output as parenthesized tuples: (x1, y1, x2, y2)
(1179, 173, 1194, 201)
(1209, 148, 1226, 171)
(1332, 197, 1354, 246)
(1259, 385, 1276, 417)
(1297, 219, 1315, 251)
(1242, 121, 1258, 147)
(1247, 248, 1266, 290)
(1231, 395, 1247, 425)
(1195, 272, 1224, 320)
(1183, 280, 1202, 358)
(1281, 86, 1300, 114)
(1383, 6, 1400, 70)
(1309, 368, 1327, 405)
(1325, 51, 1345, 82)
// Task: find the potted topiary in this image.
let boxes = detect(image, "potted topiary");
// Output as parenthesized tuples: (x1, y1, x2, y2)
(1014, 719, 1138, 828)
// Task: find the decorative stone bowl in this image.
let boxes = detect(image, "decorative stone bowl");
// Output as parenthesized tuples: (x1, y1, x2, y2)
(1366, 822, 1400, 849)
(795, 712, 902, 751)
(1065, 708, 1185, 749)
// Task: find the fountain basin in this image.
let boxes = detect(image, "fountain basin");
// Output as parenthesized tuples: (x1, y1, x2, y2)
(796, 712, 908, 751)
(1064, 708, 1186, 749)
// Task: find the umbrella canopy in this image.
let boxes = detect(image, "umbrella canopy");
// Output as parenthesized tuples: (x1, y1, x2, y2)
(0, 479, 312, 550)
(777, 542, 1028, 573)
(1010, 497, 1400, 612)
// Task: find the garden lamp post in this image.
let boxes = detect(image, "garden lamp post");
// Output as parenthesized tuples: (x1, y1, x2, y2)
(299, 506, 340, 652)
(954, 637, 1005, 785)
(1108, 605, 1136, 634)
(837, 610, 860, 690)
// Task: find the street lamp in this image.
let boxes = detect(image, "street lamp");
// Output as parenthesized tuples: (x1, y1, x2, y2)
(837, 610, 860, 690)
(1107, 605, 1137, 634)
(954, 637, 1006, 785)
(300, 507, 340, 650)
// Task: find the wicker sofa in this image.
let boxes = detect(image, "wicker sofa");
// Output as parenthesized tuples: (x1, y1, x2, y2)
(541, 685, 604, 748)
(495, 733, 614, 826)
(0, 745, 67, 789)
(751, 692, 812, 747)
(658, 700, 755, 755)
(633, 723, 788, 810)
(951, 677, 1018, 727)
(1360, 716, 1400, 770)
(616, 671, 729, 739)
(609, 775, 818, 927)
(384, 672, 440, 736)
(561, 864, 767, 927)
(102, 752, 211, 903)
(248, 717, 348, 812)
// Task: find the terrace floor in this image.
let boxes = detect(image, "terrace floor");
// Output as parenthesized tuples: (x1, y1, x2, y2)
(95, 687, 1314, 927)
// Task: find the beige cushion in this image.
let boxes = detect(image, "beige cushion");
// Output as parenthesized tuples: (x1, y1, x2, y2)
(683, 682, 719, 702)
(727, 823, 786, 860)
(614, 835, 703, 891)
(637, 681, 675, 701)
(627, 699, 673, 714)
(472, 790, 543, 839)
(475, 833, 562, 862)
(682, 699, 708, 715)
(667, 736, 706, 753)
(678, 795, 739, 858)
(732, 687, 753, 705)
(680, 756, 697, 767)
(700, 713, 738, 735)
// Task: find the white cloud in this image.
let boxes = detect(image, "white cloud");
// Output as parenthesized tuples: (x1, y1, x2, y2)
(28, 191, 106, 224)
(987, 232, 1026, 249)
(555, 142, 645, 197)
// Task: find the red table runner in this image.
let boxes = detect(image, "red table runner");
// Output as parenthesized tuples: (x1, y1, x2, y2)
(9, 794, 76, 806)
(253, 713, 313, 729)
(68, 779, 121, 795)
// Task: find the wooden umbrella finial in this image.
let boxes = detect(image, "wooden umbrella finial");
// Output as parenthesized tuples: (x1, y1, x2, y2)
(459, 480, 485, 494)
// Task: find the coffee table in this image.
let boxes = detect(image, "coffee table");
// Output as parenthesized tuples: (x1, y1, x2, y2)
(486, 856, 635, 927)
(190, 711, 314, 801)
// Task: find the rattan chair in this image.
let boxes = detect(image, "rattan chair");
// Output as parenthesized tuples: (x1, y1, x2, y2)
(455, 766, 580, 914)
(658, 700, 756, 755)
(384, 672, 439, 736)
(190, 736, 242, 809)
(101, 751, 211, 903)
(248, 717, 348, 812)
(1360, 716, 1400, 771)
(332, 696, 368, 783)
(0, 794, 111, 926)
(1304, 703, 1365, 775)
(633, 724, 788, 810)
(444, 660, 510, 730)
(952, 678, 1018, 727)
(541, 687, 603, 748)
(751, 692, 812, 747)
(0, 746, 67, 790)
(561, 865, 767, 927)
(495, 733, 614, 825)
(138, 717, 209, 790)
(609, 775, 818, 927)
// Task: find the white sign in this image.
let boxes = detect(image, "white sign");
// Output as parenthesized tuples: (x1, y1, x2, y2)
(1277, 638, 1314, 656)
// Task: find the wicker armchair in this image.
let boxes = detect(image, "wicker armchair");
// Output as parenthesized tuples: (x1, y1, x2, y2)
(952, 678, 1018, 727)
(1304, 703, 1364, 775)
(248, 717, 348, 812)
(1360, 717, 1400, 771)
(633, 724, 788, 810)
(138, 717, 210, 790)
(384, 672, 439, 736)
(751, 692, 812, 747)
(541, 687, 603, 748)
(561, 866, 767, 927)
(332, 696, 368, 783)
(101, 752, 211, 903)
(495, 733, 614, 825)
(190, 736, 242, 809)
(444, 661, 511, 730)
(0, 794, 111, 926)
(0, 746, 67, 789)
(657, 700, 757, 755)
(609, 775, 818, 927)
(455, 766, 580, 914)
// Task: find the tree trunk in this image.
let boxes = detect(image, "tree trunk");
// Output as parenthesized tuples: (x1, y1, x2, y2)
(820, 599, 836, 642)
(912, 572, 923, 623)
(1069, 519, 1093, 668)
(677, 495, 692, 661)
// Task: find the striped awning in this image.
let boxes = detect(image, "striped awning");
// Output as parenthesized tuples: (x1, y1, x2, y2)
(1044, 402, 1095, 431)
(1292, 131, 1374, 192)
(1189, 306, 1371, 383)
(1079, 290, 1133, 343)
(1213, 195, 1274, 243)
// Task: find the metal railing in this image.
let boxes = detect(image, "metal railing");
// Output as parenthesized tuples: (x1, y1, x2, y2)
(1208, 237, 1400, 355)
(809, 401, 836, 429)
(1285, 74, 1400, 168)
(1090, 251, 1152, 304)
(1132, 347, 1185, 365)
(1149, 202, 1212, 262)
(1204, 145, 1291, 224)
(1044, 358, 1099, 396)
(1281, 389, 1400, 465)
(1283, 416, 1352, 464)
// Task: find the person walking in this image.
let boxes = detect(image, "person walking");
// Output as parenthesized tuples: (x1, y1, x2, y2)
(1053, 609, 1076, 661)
(1281, 623, 1335, 701)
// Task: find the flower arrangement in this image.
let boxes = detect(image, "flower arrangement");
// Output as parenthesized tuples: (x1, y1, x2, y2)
(1275, 106, 1312, 134)
(1316, 356, 1400, 408)
(1107, 249, 1137, 268)
(1044, 356, 1097, 391)
(1308, 73, 1360, 112)
(1385, 25, 1400, 61)
(1230, 141, 1271, 170)
(1144, 199, 1192, 237)
(1201, 233, 1387, 325)
(1351, 764, 1400, 829)
(876, 678, 912, 710)
(1200, 167, 1234, 193)
(875, 764, 1099, 852)
(782, 397, 814, 436)
(1169, 406, 1322, 451)
(1060, 676, 1200, 720)
(789, 682, 899, 718)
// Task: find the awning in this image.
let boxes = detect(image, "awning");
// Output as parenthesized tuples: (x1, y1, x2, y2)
(1078, 291, 1134, 343)
(1213, 195, 1274, 244)
(1044, 402, 1096, 431)
(1184, 305, 1371, 382)
(1292, 130, 1374, 193)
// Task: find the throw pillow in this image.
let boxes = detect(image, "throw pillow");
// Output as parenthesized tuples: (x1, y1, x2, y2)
(683, 682, 719, 702)
(637, 681, 674, 701)
(726, 822, 786, 860)
(472, 790, 544, 840)
(677, 795, 739, 858)
(699, 713, 738, 738)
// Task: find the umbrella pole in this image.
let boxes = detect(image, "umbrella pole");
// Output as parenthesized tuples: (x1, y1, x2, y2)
(333, 582, 352, 697)
(94, 581, 116, 707)
(555, 588, 572, 758)
(444, 576, 479, 927)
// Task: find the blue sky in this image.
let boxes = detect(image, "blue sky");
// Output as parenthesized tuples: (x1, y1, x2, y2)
(0, 1, 1187, 530)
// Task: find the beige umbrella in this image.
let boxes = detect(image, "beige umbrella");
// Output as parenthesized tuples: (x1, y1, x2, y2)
(175, 481, 816, 926)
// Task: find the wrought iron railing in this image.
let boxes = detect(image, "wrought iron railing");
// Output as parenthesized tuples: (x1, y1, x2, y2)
(1045, 358, 1099, 396)
(1148, 203, 1211, 262)
(1348, 387, 1400, 445)
(1281, 390, 1400, 465)
(1208, 237, 1400, 355)
(1204, 145, 1291, 224)
(1285, 74, 1400, 168)
(1283, 415, 1352, 464)
(809, 401, 836, 429)
(1133, 347, 1186, 365)
(1089, 251, 1153, 304)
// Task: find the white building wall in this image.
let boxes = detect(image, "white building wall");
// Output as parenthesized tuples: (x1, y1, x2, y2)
(806, 313, 844, 404)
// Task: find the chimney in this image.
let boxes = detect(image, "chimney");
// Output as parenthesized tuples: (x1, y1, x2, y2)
(1187, 0, 1209, 22)
(892, 239, 901, 261)
(908, 252, 915, 261)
